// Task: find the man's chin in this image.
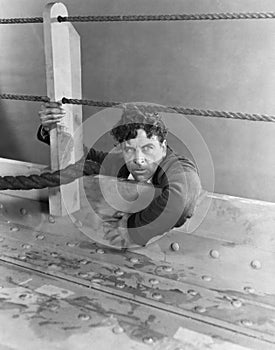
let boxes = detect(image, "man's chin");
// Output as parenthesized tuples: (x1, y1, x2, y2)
(132, 173, 150, 182)
(135, 176, 149, 182)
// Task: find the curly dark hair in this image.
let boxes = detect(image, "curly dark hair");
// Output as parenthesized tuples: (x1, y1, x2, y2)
(110, 104, 168, 144)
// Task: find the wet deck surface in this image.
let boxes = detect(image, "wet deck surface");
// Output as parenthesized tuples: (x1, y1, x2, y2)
(0, 177, 275, 349)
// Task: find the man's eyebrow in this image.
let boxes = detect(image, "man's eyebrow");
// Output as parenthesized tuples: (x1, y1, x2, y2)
(123, 144, 135, 149)
(142, 143, 155, 147)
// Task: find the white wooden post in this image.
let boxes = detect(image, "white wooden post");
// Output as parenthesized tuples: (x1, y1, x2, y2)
(43, 2, 83, 216)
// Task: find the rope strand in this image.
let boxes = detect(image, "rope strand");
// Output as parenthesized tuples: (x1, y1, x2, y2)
(0, 157, 100, 190)
(0, 93, 49, 103)
(2, 12, 275, 24)
(60, 12, 275, 23)
(1, 93, 274, 123)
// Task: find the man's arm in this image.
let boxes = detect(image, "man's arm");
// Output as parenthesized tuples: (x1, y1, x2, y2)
(127, 164, 201, 246)
(37, 125, 50, 145)
(37, 125, 109, 165)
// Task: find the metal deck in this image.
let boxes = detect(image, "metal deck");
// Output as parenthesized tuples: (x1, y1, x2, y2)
(0, 176, 274, 349)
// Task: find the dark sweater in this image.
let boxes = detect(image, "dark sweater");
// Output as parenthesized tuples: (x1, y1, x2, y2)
(37, 126, 201, 245)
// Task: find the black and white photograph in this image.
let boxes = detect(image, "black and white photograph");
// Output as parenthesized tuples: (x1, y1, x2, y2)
(0, 1, 274, 349)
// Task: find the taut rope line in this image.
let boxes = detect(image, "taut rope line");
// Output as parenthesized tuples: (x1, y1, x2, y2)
(1, 93, 275, 123)
(2, 12, 275, 24)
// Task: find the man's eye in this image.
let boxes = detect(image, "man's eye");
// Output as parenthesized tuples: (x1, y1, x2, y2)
(124, 147, 134, 153)
(143, 145, 153, 152)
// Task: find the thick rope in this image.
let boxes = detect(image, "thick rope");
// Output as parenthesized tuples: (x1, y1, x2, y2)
(2, 93, 273, 122)
(2, 12, 275, 24)
(1, 93, 275, 123)
(62, 97, 275, 123)
(59, 12, 275, 23)
(0, 157, 100, 190)
(0, 17, 43, 24)
(0, 93, 50, 103)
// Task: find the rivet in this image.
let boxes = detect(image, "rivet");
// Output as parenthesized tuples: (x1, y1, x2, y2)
(18, 255, 26, 261)
(0, 203, 4, 209)
(149, 278, 159, 285)
(116, 282, 126, 289)
(209, 249, 220, 259)
(48, 263, 60, 269)
(114, 269, 124, 276)
(152, 292, 162, 300)
(231, 299, 242, 308)
(250, 260, 261, 270)
(48, 215, 55, 223)
(112, 325, 124, 334)
(187, 289, 198, 296)
(162, 265, 173, 272)
(18, 293, 32, 300)
(171, 242, 180, 251)
(10, 226, 19, 232)
(244, 286, 255, 294)
(20, 208, 28, 216)
(67, 242, 77, 247)
(91, 278, 103, 284)
(0, 237, 4, 242)
(194, 306, 206, 313)
(223, 295, 232, 302)
(49, 305, 59, 311)
(36, 234, 45, 240)
(143, 336, 154, 345)
(78, 272, 89, 278)
(78, 314, 90, 321)
(96, 248, 105, 254)
(129, 257, 139, 263)
(50, 252, 58, 257)
(21, 244, 31, 249)
(241, 319, 253, 327)
(80, 259, 89, 265)
(202, 275, 212, 282)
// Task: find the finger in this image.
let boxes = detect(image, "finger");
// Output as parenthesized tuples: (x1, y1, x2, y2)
(103, 217, 120, 223)
(39, 108, 65, 116)
(102, 221, 117, 228)
(104, 228, 115, 237)
(40, 116, 65, 124)
(112, 211, 124, 219)
(40, 104, 62, 114)
(40, 114, 65, 121)
(103, 225, 114, 235)
(104, 229, 118, 240)
(41, 118, 64, 126)
(44, 101, 62, 108)
(110, 235, 123, 245)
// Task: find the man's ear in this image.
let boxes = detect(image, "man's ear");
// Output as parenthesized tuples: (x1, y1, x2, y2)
(162, 139, 167, 153)
(112, 143, 123, 154)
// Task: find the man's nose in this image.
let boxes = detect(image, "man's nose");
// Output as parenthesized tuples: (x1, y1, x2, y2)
(133, 150, 145, 165)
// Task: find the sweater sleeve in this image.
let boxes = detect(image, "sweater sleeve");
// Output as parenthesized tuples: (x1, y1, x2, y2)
(37, 125, 50, 145)
(85, 147, 109, 165)
(127, 163, 201, 246)
(37, 125, 109, 165)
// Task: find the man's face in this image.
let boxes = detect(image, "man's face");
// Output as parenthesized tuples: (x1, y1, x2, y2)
(121, 129, 167, 182)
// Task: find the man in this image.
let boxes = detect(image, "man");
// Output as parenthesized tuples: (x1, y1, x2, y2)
(38, 102, 201, 247)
